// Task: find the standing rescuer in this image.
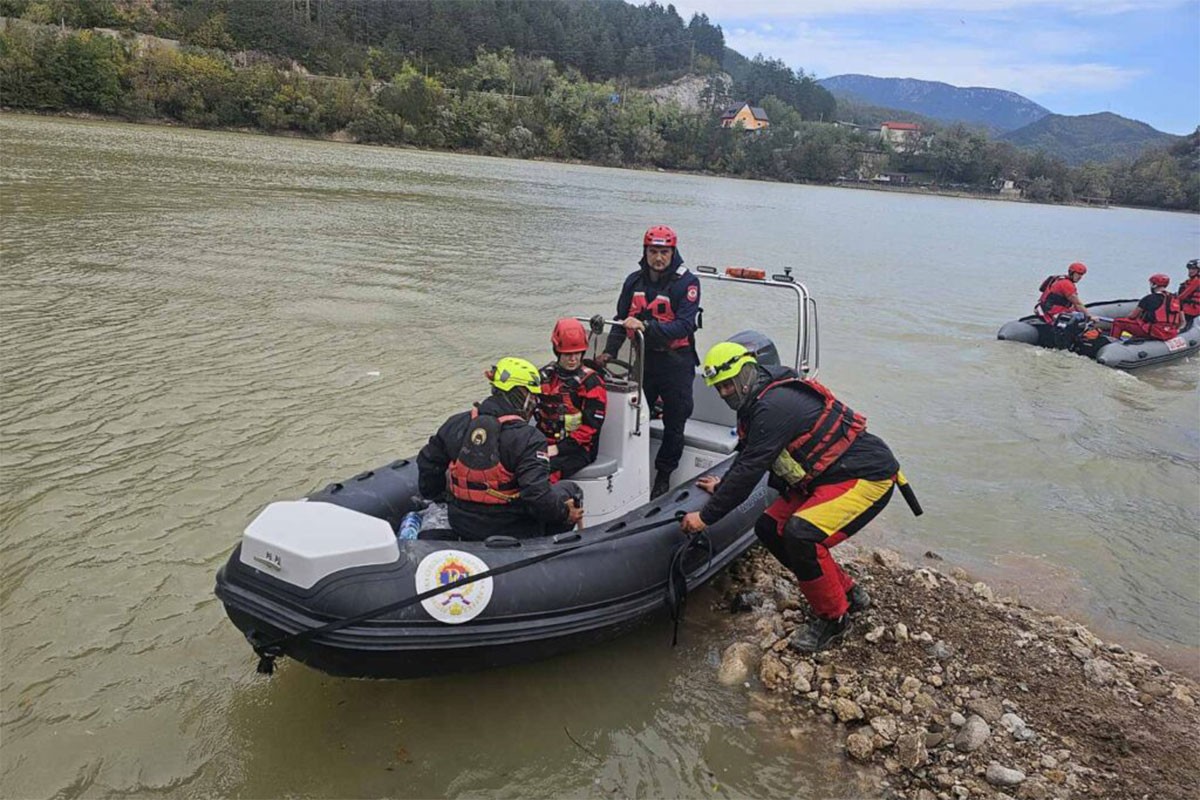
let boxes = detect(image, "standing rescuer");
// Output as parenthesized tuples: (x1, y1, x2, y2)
(417, 356, 584, 540)
(597, 225, 701, 499)
(1178, 258, 1200, 325)
(680, 342, 922, 653)
(536, 318, 608, 481)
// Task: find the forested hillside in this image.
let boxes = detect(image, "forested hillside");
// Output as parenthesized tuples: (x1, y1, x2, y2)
(0, 0, 1194, 211)
(1001, 112, 1180, 167)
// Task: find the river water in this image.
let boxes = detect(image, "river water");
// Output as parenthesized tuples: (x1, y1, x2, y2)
(1, 114, 1197, 798)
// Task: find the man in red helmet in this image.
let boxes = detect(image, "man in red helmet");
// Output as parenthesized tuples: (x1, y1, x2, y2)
(597, 225, 702, 499)
(536, 318, 608, 481)
(1109, 273, 1184, 341)
(1036, 262, 1094, 323)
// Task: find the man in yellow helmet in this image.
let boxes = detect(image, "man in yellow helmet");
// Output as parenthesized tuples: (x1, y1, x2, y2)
(417, 356, 584, 540)
(681, 342, 917, 652)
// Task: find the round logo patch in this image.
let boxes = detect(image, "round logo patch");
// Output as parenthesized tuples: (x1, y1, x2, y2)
(470, 426, 487, 445)
(415, 550, 493, 624)
(686, 284, 699, 303)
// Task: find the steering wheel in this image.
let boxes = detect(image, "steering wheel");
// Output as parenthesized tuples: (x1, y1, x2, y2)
(584, 357, 634, 381)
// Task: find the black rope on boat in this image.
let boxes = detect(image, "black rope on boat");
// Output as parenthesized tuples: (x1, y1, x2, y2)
(248, 513, 687, 674)
(665, 530, 713, 647)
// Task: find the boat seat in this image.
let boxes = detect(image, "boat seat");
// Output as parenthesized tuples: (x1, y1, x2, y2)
(572, 455, 620, 479)
(649, 419, 738, 455)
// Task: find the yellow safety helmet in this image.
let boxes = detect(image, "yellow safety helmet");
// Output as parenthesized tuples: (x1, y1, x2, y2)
(489, 357, 543, 394)
(702, 342, 757, 386)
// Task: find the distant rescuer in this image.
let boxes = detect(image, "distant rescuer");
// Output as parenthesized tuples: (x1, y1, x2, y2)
(596, 225, 701, 499)
(536, 318, 608, 481)
(1177, 258, 1200, 326)
(680, 342, 922, 653)
(1036, 262, 1095, 323)
(417, 357, 584, 540)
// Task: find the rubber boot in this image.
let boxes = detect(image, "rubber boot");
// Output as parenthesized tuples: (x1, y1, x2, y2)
(788, 614, 851, 653)
(846, 584, 871, 614)
(651, 470, 672, 500)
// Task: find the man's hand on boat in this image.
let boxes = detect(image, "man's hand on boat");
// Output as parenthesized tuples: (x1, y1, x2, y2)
(696, 475, 720, 494)
(680, 511, 707, 535)
(565, 498, 584, 526)
(621, 317, 646, 333)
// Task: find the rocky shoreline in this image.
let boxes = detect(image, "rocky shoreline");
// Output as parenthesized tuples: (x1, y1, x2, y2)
(714, 546, 1199, 799)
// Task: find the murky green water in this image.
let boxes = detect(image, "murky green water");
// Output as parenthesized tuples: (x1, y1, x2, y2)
(2, 113, 1196, 798)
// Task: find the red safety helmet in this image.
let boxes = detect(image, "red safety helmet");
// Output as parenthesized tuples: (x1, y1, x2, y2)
(643, 225, 677, 248)
(1149, 273, 1170, 288)
(1068, 262, 1087, 276)
(551, 317, 588, 355)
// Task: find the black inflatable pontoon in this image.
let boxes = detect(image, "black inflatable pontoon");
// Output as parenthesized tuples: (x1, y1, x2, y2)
(214, 267, 822, 679)
(997, 299, 1200, 370)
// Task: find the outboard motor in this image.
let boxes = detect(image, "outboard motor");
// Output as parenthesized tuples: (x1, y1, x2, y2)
(727, 329, 780, 366)
(1051, 313, 1085, 351)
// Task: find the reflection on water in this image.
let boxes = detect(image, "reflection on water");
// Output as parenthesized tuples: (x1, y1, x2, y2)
(1, 113, 1196, 797)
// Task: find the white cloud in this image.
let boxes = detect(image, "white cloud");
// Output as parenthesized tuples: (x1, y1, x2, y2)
(722, 22, 1143, 97)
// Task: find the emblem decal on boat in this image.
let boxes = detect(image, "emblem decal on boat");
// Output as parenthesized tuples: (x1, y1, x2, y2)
(415, 550, 494, 624)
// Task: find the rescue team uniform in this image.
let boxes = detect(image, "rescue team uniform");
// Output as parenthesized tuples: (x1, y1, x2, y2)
(417, 396, 576, 540)
(537, 363, 608, 481)
(1178, 276, 1200, 323)
(1109, 292, 1183, 341)
(1036, 275, 1081, 322)
(699, 365, 901, 621)
(602, 249, 700, 476)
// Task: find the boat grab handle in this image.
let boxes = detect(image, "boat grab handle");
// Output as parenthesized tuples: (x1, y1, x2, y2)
(484, 535, 522, 548)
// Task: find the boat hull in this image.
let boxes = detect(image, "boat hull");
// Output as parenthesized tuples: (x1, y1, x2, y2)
(214, 457, 769, 679)
(997, 300, 1200, 370)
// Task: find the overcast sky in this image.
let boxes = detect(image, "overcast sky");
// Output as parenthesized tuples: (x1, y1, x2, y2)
(670, 0, 1199, 134)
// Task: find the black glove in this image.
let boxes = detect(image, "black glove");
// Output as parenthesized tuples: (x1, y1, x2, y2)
(589, 314, 606, 335)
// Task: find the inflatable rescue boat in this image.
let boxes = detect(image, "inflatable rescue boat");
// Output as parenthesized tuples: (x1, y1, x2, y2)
(997, 299, 1200, 370)
(214, 267, 820, 679)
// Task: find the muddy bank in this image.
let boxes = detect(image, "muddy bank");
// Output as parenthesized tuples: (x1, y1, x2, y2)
(713, 546, 1200, 800)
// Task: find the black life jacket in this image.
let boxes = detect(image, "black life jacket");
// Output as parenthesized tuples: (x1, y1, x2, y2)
(737, 370, 867, 487)
(448, 408, 523, 505)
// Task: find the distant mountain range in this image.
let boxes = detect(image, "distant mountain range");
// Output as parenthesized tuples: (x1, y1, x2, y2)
(817, 74, 1049, 134)
(816, 74, 1181, 165)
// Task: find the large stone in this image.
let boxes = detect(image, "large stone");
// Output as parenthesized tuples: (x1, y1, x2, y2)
(966, 697, 1004, 723)
(869, 715, 899, 743)
(954, 715, 991, 752)
(894, 731, 929, 770)
(759, 653, 790, 690)
(846, 731, 874, 761)
(717, 642, 760, 685)
(985, 763, 1026, 787)
(832, 697, 864, 723)
(1083, 658, 1119, 686)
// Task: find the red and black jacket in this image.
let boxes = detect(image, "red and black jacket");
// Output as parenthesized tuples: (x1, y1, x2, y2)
(699, 365, 898, 526)
(1139, 291, 1183, 336)
(603, 249, 701, 363)
(416, 396, 570, 540)
(1036, 275, 1077, 322)
(1178, 277, 1200, 318)
(536, 363, 607, 457)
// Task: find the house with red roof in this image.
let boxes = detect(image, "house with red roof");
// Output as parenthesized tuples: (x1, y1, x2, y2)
(879, 121, 922, 152)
